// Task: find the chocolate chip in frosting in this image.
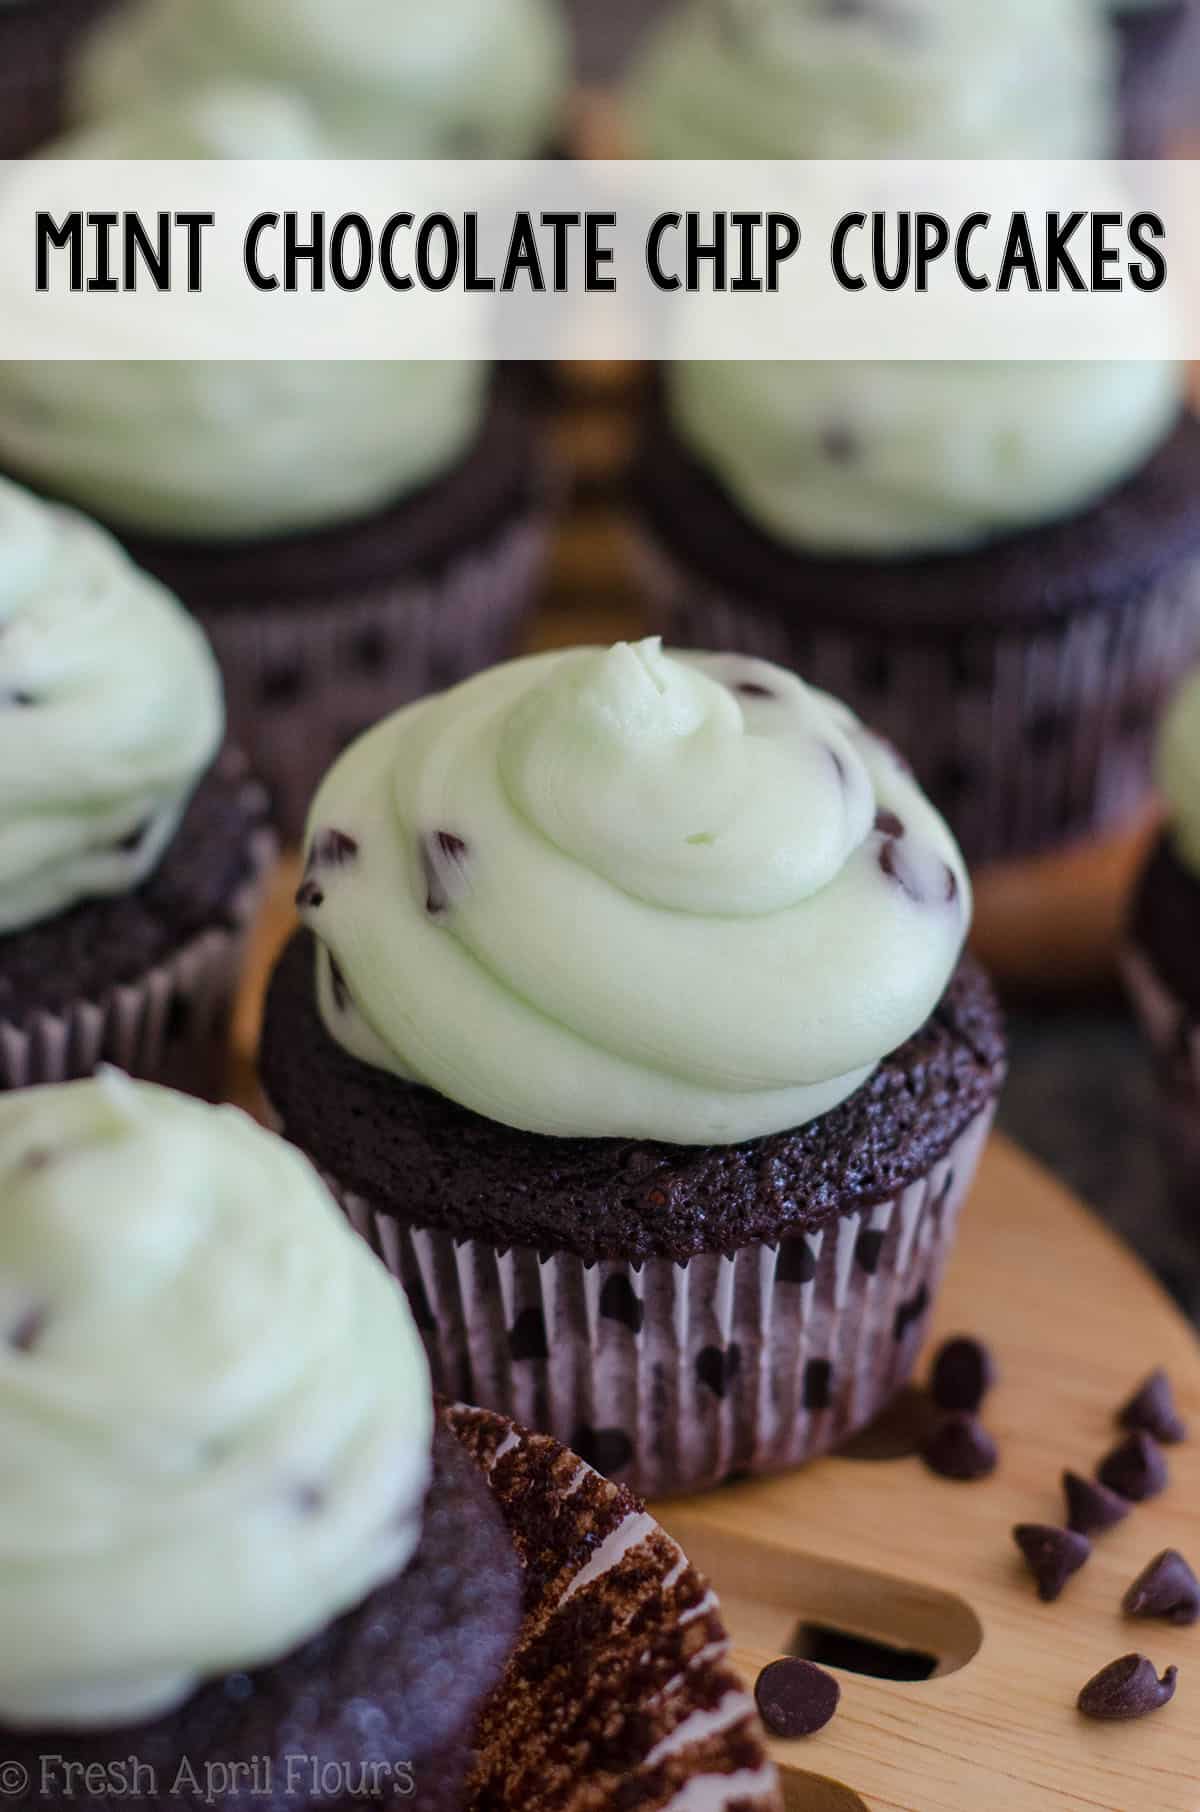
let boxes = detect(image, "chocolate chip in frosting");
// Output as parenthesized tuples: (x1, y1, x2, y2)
(820, 420, 861, 463)
(293, 1482, 327, 1514)
(1077, 1654, 1177, 1721)
(309, 828, 360, 872)
(114, 820, 153, 855)
(734, 680, 775, 699)
(2, 689, 36, 708)
(878, 836, 923, 902)
(8, 1303, 47, 1353)
(422, 830, 471, 917)
(874, 808, 905, 838)
(1123, 1551, 1200, 1627)
(327, 953, 351, 1014)
(1119, 1370, 1187, 1446)
(295, 878, 325, 910)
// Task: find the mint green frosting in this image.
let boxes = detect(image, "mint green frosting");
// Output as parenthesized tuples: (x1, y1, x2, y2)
(629, 0, 1116, 158)
(298, 639, 970, 1145)
(1159, 669, 1200, 879)
(72, 0, 568, 156)
(0, 91, 488, 540)
(667, 360, 1183, 558)
(0, 478, 224, 937)
(0, 1070, 433, 1731)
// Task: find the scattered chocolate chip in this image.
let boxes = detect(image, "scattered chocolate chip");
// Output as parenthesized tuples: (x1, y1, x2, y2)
(599, 1274, 645, 1335)
(1123, 1551, 1200, 1627)
(1119, 1370, 1187, 1446)
(508, 1306, 549, 1363)
(294, 879, 324, 910)
(422, 830, 471, 917)
(930, 1336, 996, 1415)
(308, 828, 360, 871)
(571, 1425, 634, 1477)
(855, 1228, 886, 1275)
(1077, 1654, 1177, 1721)
(820, 421, 860, 464)
(1098, 1431, 1168, 1503)
(696, 1344, 741, 1400)
(776, 1235, 817, 1285)
(874, 809, 905, 838)
(1063, 1471, 1131, 1537)
(804, 1359, 834, 1412)
(893, 1282, 930, 1344)
(734, 680, 774, 698)
(921, 1413, 998, 1482)
(8, 1303, 47, 1353)
(754, 1657, 840, 1740)
(1013, 1525, 1091, 1603)
(327, 953, 350, 1014)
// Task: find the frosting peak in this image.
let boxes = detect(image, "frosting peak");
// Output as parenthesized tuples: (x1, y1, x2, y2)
(298, 641, 970, 1145)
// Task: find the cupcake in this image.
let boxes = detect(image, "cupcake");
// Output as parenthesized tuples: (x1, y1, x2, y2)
(632, 361, 1200, 865)
(68, 0, 569, 155)
(1124, 667, 1200, 1194)
(260, 638, 1006, 1498)
(0, 1070, 522, 1812)
(0, 0, 118, 157)
(0, 476, 273, 1098)
(1109, 0, 1194, 154)
(0, 93, 559, 843)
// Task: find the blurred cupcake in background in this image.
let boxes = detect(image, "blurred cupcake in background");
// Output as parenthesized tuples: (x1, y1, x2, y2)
(632, 360, 1200, 865)
(1108, 0, 1196, 154)
(0, 478, 273, 1098)
(261, 637, 1005, 1498)
(1124, 668, 1200, 1196)
(0, 0, 120, 157)
(0, 91, 560, 841)
(69, 0, 569, 155)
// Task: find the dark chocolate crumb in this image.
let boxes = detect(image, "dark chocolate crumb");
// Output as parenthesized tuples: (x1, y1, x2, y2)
(1077, 1654, 1178, 1721)
(570, 1424, 634, 1478)
(8, 1303, 47, 1353)
(930, 1336, 996, 1415)
(422, 830, 471, 917)
(1063, 1471, 1132, 1537)
(874, 809, 905, 838)
(776, 1235, 817, 1285)
(855, 1228, 886, 1275)
(1123, 1551, 1200, 1627)
(755, 1657, 840, 1739)
(893, 1282, 930, 1344)
(1013, 1524, 1091, 1603)
(508, 1306, 549, 1363)
(599, 1275, 645, 1335)
(804, 1359, 834, 1412)
(921, 1413, 998, 1482)
(696, 1344, 741, 1400)
(1119, 1370, 1187, 1446)
(1098, 1431, 1169, 1503)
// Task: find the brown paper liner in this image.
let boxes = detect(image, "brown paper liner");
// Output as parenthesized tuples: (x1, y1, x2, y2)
(329, 1107, 992, 1500)
(0, 0, 119, 158)
(451, 1403, 782, 1812)
(632, 524, 1200, 866)
(193, 496, 556, 842)
(0, 804, 275, 1101)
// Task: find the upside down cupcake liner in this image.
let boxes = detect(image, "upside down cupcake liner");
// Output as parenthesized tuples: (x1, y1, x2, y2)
(0, 0, 118, 158)
(632, 526, 1200, 867)
(334, 1108, 992, 1501)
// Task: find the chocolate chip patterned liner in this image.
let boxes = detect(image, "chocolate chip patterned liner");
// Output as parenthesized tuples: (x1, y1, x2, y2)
(0, 764, 276, 1101)
(631, 526, 1200, 866)
(192, 494, 557, 843)
(331, 1106, 992, 1500)
(0, 0, 119, 159)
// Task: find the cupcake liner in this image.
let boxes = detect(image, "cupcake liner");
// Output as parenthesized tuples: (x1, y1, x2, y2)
(332, 1105, 993, 1500)
(0, 795, 275, 1101)
(1121, 942, 1200, 1193)
(1115, 2, 1192, 157)
(193, 497, 556, 843)
(0, 0, 118, 158)
(633, 525, 1200, 866)
(450, 1403, 782, 1812)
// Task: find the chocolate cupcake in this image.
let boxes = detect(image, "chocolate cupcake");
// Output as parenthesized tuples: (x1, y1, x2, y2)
(0, 0, 119, 157)
(1124, 668, 1200, 1196)
(0, 477, 273, 1099)
(632, 363, 1200, 865)
(260, 638, 1006, 1497)
(0, 1072, 522, 1812)
(0, 93, 559, 841)
(1112, 0, 1194, 155)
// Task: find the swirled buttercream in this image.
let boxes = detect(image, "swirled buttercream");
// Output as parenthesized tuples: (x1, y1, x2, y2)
(0, 478, 223, 936)
(1159, 668, 1200, 879)
(296, 639, 970, 1144)
(0, 1070, 433, 1730)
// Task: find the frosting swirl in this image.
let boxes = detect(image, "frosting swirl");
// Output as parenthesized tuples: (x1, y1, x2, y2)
(0, 1071, 433, 1731)
(72, 0, 568, 157)
(666, 359, 1184, 557)
(0, 478, 223, 936)
(298, 640, 969, 1145)
(1159, 668, 1200, 880)
(629, 0, 1116, 159)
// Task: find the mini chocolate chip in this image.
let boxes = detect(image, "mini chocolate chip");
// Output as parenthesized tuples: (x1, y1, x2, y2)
(422, 830, 471, 917)
(21, 1147, 52, 1172)
(944, 865, 959, 903)
(893, 1282, 930, 1343)
(294, 1483, 326, 1514)
(855, 1228, 886, 1275)
(820, 421, 860, 464)
(1123, 1551, 1200, 1627)
(508, 1306, 549, 1363)
(874, 809, 905, 838)
(1119, 1370, 1187, 1445)
(309, 828, 360, 871)
(804, 1359, 834, 1411)
(599, 1274, 645, 1335)
(1098, 1431, 1168, 1503)
(696, 1344, 741, 1400)
(921, 1413, 998, 1482)
(571, 1425, 634, 1477)
(327, 954, 350, 1014)
(1077, 1655, 1177, 1721)
(930, 1336, 996, 1415)
(1013, 1524, 1091, 1603)
(114, 819, 152, 854)
(3, 689, 36, 708)
(8, 1303, 47, 1353)
(1063, 1471, 1132, 1536)
(754, 1657, 840, 1739)
(294, 879, 324, 910)
(827, 745, 847, 786)
(878, 837, 923, 902)
(735, 680, 774, 698)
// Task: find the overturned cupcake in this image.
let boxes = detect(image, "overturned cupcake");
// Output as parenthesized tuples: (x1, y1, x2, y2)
(0, 0, 119, 157)
(0, 1071, 523, 1812)
(633, 359, 1200, 864)
(0, 477, 272, 1097)
(0, 89, 558, 840)
(261, 638, 1006, 1497)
